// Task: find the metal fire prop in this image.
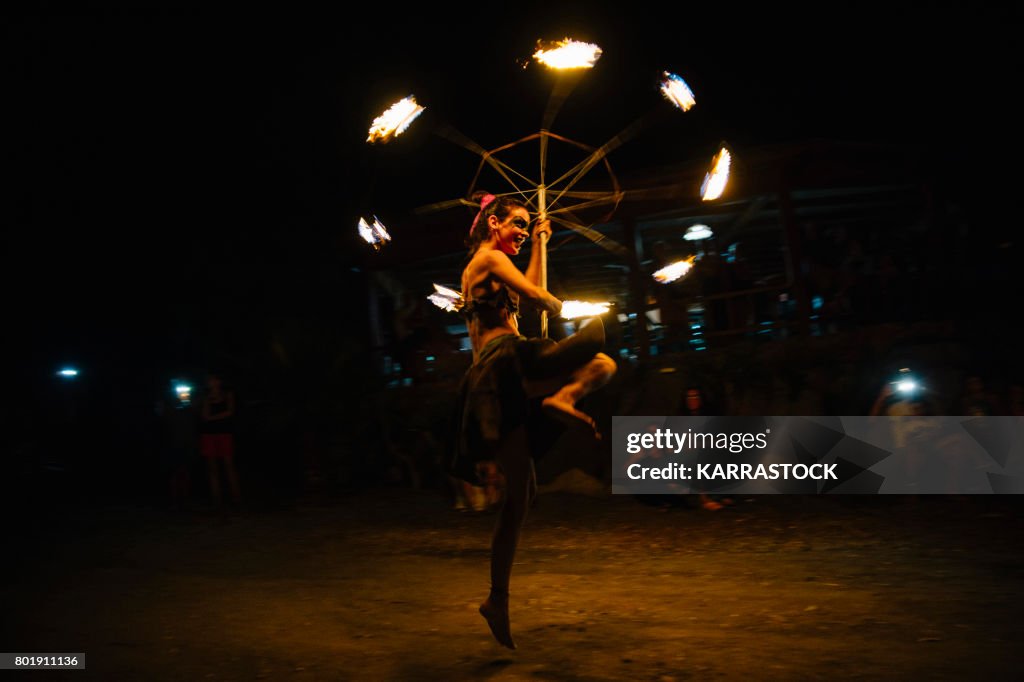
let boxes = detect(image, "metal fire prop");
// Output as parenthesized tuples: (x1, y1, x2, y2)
(363, 36, 734, 335)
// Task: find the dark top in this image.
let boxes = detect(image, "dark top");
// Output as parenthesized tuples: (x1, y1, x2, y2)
(460, 286, 519, 320)
(201, 396, 234, 434)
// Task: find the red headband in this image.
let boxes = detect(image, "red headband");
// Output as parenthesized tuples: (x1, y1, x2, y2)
(470, 194, 497, 235)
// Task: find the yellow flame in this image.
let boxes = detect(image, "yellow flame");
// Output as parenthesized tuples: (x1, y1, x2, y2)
(357, 217, 376, 244)
(560, 300, 610, 319)
(371, 216, 391, 242)
(358, 216, 391, 250)
(533, 38, 602, 69)
(652, 257, 696, 284)
(367, 96, 425, 143)
(432, 283, 462, 300)
(427, 294, 457, 312)
(428, 283, 464, 312)
(660, 72, 696, 111)
(700, 147, 731, 201)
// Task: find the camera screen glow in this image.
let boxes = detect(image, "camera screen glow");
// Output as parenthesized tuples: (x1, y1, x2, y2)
(896, 380, 917, 393)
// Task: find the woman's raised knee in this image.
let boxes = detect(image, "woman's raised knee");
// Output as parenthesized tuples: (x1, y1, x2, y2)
(593, 352, 617, 378)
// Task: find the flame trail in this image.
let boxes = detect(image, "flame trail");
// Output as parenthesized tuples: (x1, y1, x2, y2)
(427, 283, 464, 312)
(367, 96, 425, 143)
(560, 300, 610, 319)
(652, 257, 696, 284)
(357, 216, 391, 251)
(700, 146, 731, 201)
(660, 72, 696, 111)
(533, 38, 602, 69)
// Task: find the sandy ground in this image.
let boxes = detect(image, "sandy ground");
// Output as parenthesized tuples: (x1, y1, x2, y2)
(3, 488, 1023, 681)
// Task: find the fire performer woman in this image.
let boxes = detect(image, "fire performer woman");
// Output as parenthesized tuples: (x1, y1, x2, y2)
(451, 191, 616, 649)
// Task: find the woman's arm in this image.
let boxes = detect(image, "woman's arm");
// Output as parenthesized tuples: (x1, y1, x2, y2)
(484, 249, 561, 316)
(524, 219, 551, 286)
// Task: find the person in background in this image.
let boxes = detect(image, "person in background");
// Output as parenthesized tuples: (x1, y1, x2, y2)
(156, 381, 198, 511)
(682, 386, 734, 510)
(199, 373, 241, 510)
(959, 374, 1001, 416)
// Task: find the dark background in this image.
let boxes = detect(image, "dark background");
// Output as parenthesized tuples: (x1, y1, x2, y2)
(7, 3, 1018, 360)
(4, 10, 1023, 676)
(4, 3, 1021, 499)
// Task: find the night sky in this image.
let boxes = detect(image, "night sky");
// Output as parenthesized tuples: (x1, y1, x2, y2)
(6, 3, 1020, 390)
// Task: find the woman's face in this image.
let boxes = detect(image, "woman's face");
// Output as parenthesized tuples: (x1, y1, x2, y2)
(489, 207, 531, 256)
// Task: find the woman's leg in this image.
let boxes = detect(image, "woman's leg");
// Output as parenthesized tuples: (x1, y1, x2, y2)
(540, 353, 617, 434)
(479, 425, 534, 649)
(207, 433, 239, 505)
(206, 457, 222, 507)
(520, 317, 616, 435)
(224, 457, 242, 505)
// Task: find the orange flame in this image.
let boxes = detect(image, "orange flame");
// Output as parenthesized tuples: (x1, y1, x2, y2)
(660, 72, 696, 111)
(367, 96, 425, 143)
(652, 256, 696, 284)
(700, 147, 731, 201)
(533, 38, 602, 69)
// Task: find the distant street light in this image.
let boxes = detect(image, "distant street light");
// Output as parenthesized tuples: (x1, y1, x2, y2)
(683, 224, 713, 241)
(684, 223, 714, 257)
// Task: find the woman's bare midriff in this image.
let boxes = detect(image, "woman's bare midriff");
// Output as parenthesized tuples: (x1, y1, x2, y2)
(468, 315, 519, 362)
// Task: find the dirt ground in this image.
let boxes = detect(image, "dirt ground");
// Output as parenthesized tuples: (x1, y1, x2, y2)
(4, 488, 1023, 681)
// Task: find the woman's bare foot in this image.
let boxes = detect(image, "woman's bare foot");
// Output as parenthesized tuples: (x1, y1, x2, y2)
(479, 594, 516, 649)
(541, 395, 601, 439)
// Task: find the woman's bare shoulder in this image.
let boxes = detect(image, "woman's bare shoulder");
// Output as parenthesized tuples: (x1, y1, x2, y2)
(464, 250, 499, 285)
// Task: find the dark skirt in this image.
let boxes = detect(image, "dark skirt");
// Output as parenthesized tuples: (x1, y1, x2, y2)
(448, 318, 605, 484)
